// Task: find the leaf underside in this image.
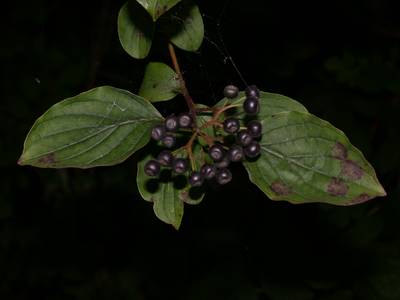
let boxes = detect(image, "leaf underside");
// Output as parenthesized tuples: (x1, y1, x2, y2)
(139, 62, 180, 102)
(118, 1, 155, 59)
(19, 86, 162, 168)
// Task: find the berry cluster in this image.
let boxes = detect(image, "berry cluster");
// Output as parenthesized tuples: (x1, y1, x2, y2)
(144, 85, 262, 188)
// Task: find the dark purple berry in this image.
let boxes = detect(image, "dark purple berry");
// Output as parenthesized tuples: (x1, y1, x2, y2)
(161, 134, 176, 148)
(165, 115, 179, 131)
(247, 120, 262, 138)
(144, 160, 160, 177)
(243, 97, 260, 115)
(172, 158, 188, 174)
(157, 150, 174, 167)
(151, 125, 166, 141)
(245, 85, 260, 98)
(223, 85, 239, 99)
(189, 171, 204, 187)
(178, 113, 193, 128)
(244, 141, 261, 158)
(200, 164, 217, 179)
(215, 156, 230, 169)
(216, 168, 232, 185)
(237, 130, 253, 147)
(223, 117, 240, 134)
(209, 144, 225, 162)
(228, 145, 244, 162)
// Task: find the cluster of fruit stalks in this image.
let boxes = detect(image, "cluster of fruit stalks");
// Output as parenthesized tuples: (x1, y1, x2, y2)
(144, 85, 262, 186)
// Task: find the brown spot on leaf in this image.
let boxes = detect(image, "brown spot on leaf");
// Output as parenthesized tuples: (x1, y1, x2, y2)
(345, 193, 372, 205)
(38, 153, 56, 165)
(332, 142, 348, 160)
(341, 159, 364, 180)
(327, 178, 348, 196)
(271, 181, 291, 196)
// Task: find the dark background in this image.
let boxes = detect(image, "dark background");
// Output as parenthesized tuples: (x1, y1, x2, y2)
(1, 0, 400, 299)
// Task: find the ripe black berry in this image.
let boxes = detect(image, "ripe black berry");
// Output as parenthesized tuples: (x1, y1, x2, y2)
(228, 145, 244, 162)
(243, 97, 260, 115)
(161, 134, 176, 148)
(215, 156, 230, 169)
(223, 117, 240, 134)
(223, 85, 239, 99)
(151, 125, 166, 141)
(144, 160, 160, 177)
(157, 150, 174, 167)
(178, 113, 193, 128)
(189, 171, 204, 187)
(216, 168, 232, 185)
(209, 144, 225, 162)
(247, 120, 262, 138)
(200, 164, 217, 179)
(165, 115, 179, 131)
(172, 158, 188, 174)
(244, 141, 261, 158)
(237, 130, 253, 147)
(245, 85, 260, 98)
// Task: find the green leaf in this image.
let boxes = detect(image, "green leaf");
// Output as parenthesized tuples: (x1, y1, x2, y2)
(136, 0, 182, 21)
(118, 1, 155, 59)
(139, 62, 180, 102)
(137, 152, 205, 229)
(19, 86, 163, 168)
(215, 91, 308, 117)
(243, 110, 386, 205)
(162, 0, 204, 52)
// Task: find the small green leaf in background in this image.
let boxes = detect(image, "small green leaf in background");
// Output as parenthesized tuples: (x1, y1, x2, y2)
(243, 110, 386, 205)
(118, 1, 155, 59)
(139, 62, 181, 102)
(161, 0, 204, 52)
(137, 148, 205, 229)
(19, 86, 162, 168)
(136, 0, 182, 21)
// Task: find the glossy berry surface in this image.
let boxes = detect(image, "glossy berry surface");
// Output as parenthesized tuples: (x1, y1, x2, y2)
(144, 160, 160, 177)
(157, 150, 174, 166)
(237, 130, 253, 147)
(165, 115, 179, 131)
(216, 168, 232, 185)
(178, 113, 193, 128)
(189, 171, 204, 187)
(223, 85, 239, 99)
(200, 164, 217, 179)
(243, 97, 260, 115)
(223, 117, 240, 134)
(209, 144, 225, 162)
(172, 158, 188, 174)
(215, 156, 230, 169)
(244, 141, 261, 158)
(245, 85, 260, 98)
(151, 125, 166, 141)
(228, 145, 244, 162)
(247, 120, 262, 138)
(161, 134, 176, 148)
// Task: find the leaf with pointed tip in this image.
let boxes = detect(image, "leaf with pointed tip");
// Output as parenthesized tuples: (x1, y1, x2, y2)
(161, 0, 204, 52)
(19, 86, 163, 168)
(136, 0, 182, 21)
(137, 151, 205, 229)
(118, 1, 155, 59)
(139, 62, 181, 102)
(243, 110, 386, 205)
